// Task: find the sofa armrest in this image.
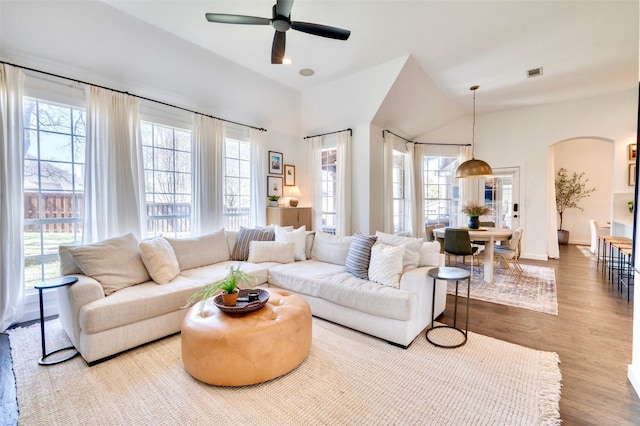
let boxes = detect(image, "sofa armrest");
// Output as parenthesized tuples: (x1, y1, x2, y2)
(56, 275, 105, 347)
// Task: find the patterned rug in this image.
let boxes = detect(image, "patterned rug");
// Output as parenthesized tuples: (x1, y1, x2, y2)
(446, 263, 558, 315)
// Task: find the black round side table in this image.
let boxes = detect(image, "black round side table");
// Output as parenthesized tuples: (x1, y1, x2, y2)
(34, 276, 79, 365)
(426, 266, 471, 348)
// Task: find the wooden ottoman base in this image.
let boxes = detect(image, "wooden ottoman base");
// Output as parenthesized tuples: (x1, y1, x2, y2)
(181, 288, 312, 386)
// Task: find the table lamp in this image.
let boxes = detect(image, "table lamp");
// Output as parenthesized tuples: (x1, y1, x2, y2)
(286, 185, 302, 207)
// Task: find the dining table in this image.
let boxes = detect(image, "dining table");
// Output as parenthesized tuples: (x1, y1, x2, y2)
(433, 227, 514, 284)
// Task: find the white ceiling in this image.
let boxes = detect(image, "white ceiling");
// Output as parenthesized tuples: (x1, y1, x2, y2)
(104, 0, 638, 113)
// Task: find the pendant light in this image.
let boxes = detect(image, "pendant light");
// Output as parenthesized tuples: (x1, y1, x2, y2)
(456, 85, 493, 178)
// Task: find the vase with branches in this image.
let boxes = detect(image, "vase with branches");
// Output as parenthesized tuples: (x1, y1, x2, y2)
(555, 168, 595, 242)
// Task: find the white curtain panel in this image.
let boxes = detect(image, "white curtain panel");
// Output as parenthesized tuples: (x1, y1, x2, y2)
(0, 64, 25, 331)
(192, 115, 224, 235)
(249, 128, 266, 227)
(83, 87, 146, 243)
(382, 132, 395, 233)
(308, 136, 323, 231)
(405, 141, 416, 237)
(336, 131, 352, 236)
(413, 144, 426, 238)
(547, 146, 560, 258)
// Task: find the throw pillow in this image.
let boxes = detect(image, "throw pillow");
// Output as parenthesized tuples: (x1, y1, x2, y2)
(368, 243, 405, 289)
(310, 232, 353, 265)
(419, 241, 443, 267)
(231, 227, 275, 261)
(274, 225, 307, 261)
(345, 232, 377, 279)
(58, 244, 82, 276)
(375, 231, 423, 271)
(68, 233, 150, 296)
(138, 237, 180, 284)
(165, 229, 229, 271)
(247, 241, 295, 264)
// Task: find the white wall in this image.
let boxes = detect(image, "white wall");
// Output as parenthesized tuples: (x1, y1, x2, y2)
(421, 89, 637, 259)
(553, 138, 615, 245)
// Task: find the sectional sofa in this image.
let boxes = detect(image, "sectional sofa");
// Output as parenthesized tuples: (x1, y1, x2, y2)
(57, 227, 446, 364)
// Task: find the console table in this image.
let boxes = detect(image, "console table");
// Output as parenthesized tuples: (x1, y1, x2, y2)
(266, 206, 311, 230)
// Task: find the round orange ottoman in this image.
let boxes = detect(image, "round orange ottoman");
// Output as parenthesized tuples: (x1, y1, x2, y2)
(181, 288, 312, 386)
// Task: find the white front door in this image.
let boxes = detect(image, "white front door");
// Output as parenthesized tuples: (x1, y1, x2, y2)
(481, 167, 521, 229)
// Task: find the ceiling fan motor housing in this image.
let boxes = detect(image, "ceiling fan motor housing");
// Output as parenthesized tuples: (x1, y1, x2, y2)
(272, 5, 291, 32)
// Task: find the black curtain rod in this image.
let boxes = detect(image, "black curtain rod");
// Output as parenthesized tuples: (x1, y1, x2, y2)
(382, 129, 470, 146)
(304, 128, 352, 139)
(1, 60, 267, 132)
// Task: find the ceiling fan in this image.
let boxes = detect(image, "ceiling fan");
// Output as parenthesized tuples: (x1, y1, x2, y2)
(205, 0, 351, 64)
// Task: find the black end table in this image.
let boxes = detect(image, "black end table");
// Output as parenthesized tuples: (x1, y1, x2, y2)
(426, 266, 471, 348)
(34, 277, 79, 365)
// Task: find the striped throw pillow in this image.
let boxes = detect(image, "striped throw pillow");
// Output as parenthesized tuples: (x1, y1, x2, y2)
(345, 233, 377, 279)
(231, 227, 275, 261)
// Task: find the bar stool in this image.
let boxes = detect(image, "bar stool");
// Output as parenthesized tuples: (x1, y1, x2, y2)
(608, 239, 632, 283)
(426, 266, 471, 348)
(599, 236, 631, 277)
(618, 246, 634, 302)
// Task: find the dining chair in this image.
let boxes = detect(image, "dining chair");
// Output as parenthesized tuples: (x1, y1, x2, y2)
(427, 223, 446, 251)
(494, 228, 524, 281)
(589, 219, 610, 254)
(472, 221, 496, 248)
(444, 228, 479, 277)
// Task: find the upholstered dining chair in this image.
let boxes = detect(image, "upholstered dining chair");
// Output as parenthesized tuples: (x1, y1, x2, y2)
(494, 228, 524, 281)
(444, 228, 479, 277)
(589, 219, 610, 254)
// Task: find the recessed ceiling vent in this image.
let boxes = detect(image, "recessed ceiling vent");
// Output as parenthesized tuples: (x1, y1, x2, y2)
(527, 67, 543, 78)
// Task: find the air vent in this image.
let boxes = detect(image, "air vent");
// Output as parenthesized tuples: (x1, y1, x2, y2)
(527, 67, 543, 78)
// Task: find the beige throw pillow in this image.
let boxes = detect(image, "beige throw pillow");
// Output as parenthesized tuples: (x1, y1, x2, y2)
(165, 229, 230, 270)
(375, 231, 423, 271)
(274, 225, 307, 261)
(368, 243, 405, 288)
(310, 232, 353, 265)
(68, 233, 150, 296)
(247, 241, 295, 264)
(138, 237, 180, 284)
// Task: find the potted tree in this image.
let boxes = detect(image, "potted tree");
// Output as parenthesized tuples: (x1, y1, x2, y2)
(555, 168, 595, 245)
(184, 265, 255, 316)
(461, 202, 491, 229)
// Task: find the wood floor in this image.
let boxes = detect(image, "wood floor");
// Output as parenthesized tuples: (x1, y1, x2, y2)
(1, 244, 639, 424)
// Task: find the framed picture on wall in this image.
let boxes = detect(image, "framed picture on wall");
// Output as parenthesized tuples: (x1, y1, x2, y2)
(284, 164, 296, 186)
(268, 176, 283, 197)
(269, 151, 283, 175)
(629, 163, 636, 186)
(630, 144, 637, 161)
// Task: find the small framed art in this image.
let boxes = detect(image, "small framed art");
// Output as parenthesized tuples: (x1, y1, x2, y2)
(269, 151, 283, 175)
(630, 144, 637, 161)
(629, 163, 636, 186)
(268, 176, 283, 197)
(284, 164, 296, 186)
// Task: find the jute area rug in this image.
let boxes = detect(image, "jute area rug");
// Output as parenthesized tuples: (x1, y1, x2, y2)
(446, 263, 558, 315)
(9, 318, 561, 425)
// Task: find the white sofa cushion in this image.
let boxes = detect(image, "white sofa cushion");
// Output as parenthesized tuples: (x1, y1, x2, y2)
(375, 231, 423, 271)
(267, 260, 346, 297)
(166, 230, 230, 271)
(344, 232, 377, 279)
(59, 244, 82, 275)
(138, 237, 180, 284)
(274, 225, 307, 261)
(311, 232, 353, 265)
(248, 241, 295, 264)
(68, 233, 150, 296)
(368, 243, 405, 288)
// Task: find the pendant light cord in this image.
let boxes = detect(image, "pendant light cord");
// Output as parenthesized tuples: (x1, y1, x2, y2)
(471, 85, 479, 158)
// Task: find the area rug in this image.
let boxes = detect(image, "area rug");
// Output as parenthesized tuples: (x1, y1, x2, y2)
(8, 318, 561, 425)
(446, 263, 558, 315)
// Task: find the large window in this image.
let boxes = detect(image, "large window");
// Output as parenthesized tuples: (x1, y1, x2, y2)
(423, 155, 460, 228)
(23, 98, 85, 288)
(392, 150, 406, 233)
(223, 135, 250, 230)
(141, 122, 192, 238)
(321, 148, 337, 234)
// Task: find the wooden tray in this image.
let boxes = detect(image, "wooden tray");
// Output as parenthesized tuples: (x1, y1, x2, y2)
(213, 289, 270, 315)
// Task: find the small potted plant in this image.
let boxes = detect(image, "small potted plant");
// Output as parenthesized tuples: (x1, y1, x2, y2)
(184, 265, 255, 316)
(268, 195, 280, 207)
(461, 202, 491, 229)
(555, 168, 595, 244)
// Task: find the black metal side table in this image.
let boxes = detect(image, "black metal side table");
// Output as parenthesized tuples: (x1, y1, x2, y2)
(426, 266, 471, 348)
(34, 277, 79, 365)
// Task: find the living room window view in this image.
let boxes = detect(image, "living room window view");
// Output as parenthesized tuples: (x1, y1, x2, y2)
(3, 1, 640, 425)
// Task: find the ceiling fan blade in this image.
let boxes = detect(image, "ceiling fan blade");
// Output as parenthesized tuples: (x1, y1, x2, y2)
(271, 31, 286, 64)
(205, 13, 271, 25)
(275, 0, 294, 17)
(291, 21, 351, 40)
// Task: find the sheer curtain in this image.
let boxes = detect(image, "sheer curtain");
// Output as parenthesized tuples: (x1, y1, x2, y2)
(405, 141, 416, 236)
(308, 136, 323, 232)
(413, 144, 426, 238)
(249, 128, 266, 227)
(335, 131, 352, 236)
(547, 147, 560, 258)
(192, 115, 224, 234)
(382, 132, 395, 233)
(0, 64, 25, 331)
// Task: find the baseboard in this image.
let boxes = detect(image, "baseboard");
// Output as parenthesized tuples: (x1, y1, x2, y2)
(628, 364, 640, 398)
